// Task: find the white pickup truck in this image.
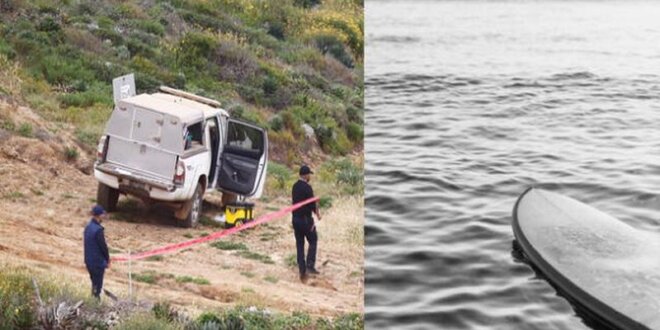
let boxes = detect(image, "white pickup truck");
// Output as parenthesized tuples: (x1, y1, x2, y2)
(94, 74, 268, 227)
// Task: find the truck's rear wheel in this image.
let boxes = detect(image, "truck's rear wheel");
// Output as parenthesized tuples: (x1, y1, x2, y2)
(97, 183, 119, 212)
(180, 184, 203, 228)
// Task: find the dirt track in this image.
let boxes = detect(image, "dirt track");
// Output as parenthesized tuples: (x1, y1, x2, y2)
(0, 102, 364, 318)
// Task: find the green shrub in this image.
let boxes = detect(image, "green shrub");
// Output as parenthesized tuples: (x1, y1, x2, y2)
(236, 251, 274, 264)
(346, 122, 362, 142)
(262, 75, 278, 95)
(280, 110, 304, 137)
(125, 37, 156, 58)
(215, 41, 258, 83)
(179, 9, 238, 32)
(313, 34, 354, 68)
(176, 31, 217, 71)
(0, 268, 89, 329)
(59, 88, 112, 107)
(210, 240, 247, 251)
(38, 54, 94, 86)
(0, 38, 16, 59)
(17, 123, 32, 137)
(192, 307, 363, 330)
(229, 104, 264, 126)
(64, 147, 79, 161)
(96, 16, 114, 30)
(269, 115, 284, 132)
(37, 17, 61, 33)
(0, 0, 25, 14)
(35, 1, 58, 14)
(75, 128, 101, 149)
(6, 20, 37, 55)
(285, 254, 297, 267)
(0, 270, 36, 329)
(134, 71, 162, 91)
(319, 196, 332, 209)
(264, 275, 278, 284)
(151, 302, 173, 322)
(0, 119, 15, 131)
(294, 0, 321, 8)
(274, 311, 312, 329)
(346, 105, 362, 124)
(110, 3, 142, 20)
(319, 158, 363, 195)
(266, 21, 286, 40)
(236, 84, 264, 106)
(175, 275, 210, 285)
(333, 130, 353, 155)
(268, 162, 291, 190)
(266, 85, 294, 110)
(136, 20, 165, 36)
(240, 271, 255, 278)
(327, 15, 363, 61)
(117, 312, 177, 330)
(134, 272, 157, 284)
(130, 56, 160, 80)
(73, 1, 97, 16)
(196, 311, 222, 325)
(337, 163, 362, 187)
(315, 120, 336, 152)
(318, 313, 364, 330)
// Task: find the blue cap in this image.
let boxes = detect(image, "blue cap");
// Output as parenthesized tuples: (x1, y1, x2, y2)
(92, 205, 106, 216)
(299, 165, 313, 175)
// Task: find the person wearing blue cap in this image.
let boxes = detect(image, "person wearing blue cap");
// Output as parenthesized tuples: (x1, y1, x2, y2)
(84, 205, 110, 298)
(291, 165, 322, 282)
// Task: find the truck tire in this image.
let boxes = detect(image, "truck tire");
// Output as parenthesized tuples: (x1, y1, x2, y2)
(97, 183, 119, 212)
(181, 184, 203, 228)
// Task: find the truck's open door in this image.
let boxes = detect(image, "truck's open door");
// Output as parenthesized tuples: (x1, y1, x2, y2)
(216, 119, 268, 198)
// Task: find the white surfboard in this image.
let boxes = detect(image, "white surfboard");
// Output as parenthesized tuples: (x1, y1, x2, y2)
(513, 187, 660, 330)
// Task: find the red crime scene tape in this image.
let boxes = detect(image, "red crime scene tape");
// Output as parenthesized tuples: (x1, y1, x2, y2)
(111, 197, 319, 262)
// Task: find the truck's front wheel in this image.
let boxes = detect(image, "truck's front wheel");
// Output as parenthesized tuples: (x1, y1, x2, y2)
(97, 183, 119, 212)
(180, 184, 203, 228)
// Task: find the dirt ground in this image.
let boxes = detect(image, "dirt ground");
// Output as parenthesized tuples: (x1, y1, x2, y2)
(0, 100, 364, 318)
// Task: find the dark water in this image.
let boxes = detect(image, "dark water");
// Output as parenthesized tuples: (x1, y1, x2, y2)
(365, 1, 660, 329)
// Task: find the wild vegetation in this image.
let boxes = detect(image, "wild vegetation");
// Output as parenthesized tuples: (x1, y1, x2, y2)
(0, 0, 364, 327)
(0, 266, 364, 329)
(0, 0, 363, 164)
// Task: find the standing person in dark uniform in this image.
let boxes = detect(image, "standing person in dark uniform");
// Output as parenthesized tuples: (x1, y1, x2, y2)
(84, 205, 110, 299)
(292, 165, 322, 282)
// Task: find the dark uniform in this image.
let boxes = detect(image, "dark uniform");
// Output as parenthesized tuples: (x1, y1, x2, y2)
(84, 206, 110, 298)
(292, 178, 318, 277)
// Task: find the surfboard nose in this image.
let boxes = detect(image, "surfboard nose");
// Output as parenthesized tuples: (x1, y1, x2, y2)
(512, 187, 660, 330)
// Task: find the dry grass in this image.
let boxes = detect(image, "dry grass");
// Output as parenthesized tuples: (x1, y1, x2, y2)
(0, 54, 22, 99)
(236, 287, 267, 308)
(63, 28, 106, 55)
(318, 195, 364, 259)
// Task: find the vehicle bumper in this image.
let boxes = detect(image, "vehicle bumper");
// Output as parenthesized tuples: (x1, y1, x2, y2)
(94, 163, 190, 201)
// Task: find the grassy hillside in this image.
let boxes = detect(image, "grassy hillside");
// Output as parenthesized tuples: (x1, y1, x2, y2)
(0, 0, 363, 165)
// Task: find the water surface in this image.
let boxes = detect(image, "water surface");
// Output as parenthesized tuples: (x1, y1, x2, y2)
(365, 1, 660, 329)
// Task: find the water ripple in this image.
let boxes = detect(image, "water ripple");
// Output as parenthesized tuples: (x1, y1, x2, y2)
(367, 1, 660, 329)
